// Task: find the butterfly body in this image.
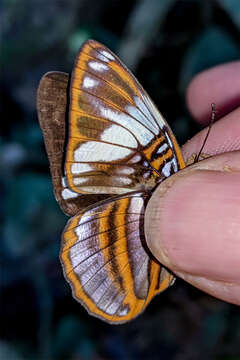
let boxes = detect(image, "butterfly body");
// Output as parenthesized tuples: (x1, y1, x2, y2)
(37, 40, 185, 324)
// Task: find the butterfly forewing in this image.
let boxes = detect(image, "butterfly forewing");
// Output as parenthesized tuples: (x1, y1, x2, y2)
(65, 40, 185, 195)
(60, 192, 174, 324)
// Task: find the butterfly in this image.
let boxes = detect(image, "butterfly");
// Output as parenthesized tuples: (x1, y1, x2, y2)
(37, 40, 186, 324)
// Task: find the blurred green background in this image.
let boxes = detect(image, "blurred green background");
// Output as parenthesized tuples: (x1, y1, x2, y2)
(1, 0, 240, 359)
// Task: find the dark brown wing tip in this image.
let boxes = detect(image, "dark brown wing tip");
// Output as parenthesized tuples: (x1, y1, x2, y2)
(85, 39, 100, 46)
(37, 71, 69, 94)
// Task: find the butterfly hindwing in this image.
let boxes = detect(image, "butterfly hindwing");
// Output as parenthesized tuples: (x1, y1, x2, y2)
(37, 71, 110, 216)
(65, 40, 185, 196)
(60, 191, 174, 324)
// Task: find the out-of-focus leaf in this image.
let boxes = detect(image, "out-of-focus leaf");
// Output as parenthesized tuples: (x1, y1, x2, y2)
(179, 26, 240, 91)
(119, 0, 177, 69)
(202, 309, 228, 350)
(0, 143, 26, 173)
(218, 0, 240, 29)
(53, 316, 95, 360)
(1, 0, 75, 70)
(68, 29, 91, 56)
(0, 341, 24, 360)
(3, 174, 65, 256)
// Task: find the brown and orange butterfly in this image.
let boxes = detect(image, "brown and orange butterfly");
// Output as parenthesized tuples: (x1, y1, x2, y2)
(37, 40, 186, 324)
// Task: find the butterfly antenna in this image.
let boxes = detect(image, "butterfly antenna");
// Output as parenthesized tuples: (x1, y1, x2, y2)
(195, 103, 215, 162)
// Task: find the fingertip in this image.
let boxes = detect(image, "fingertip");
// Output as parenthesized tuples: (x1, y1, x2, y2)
(187, 61, 240, 124)
(145, 164, 240, 283)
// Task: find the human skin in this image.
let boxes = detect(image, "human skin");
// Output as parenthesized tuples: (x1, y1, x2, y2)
(145, 61, 240, 305)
